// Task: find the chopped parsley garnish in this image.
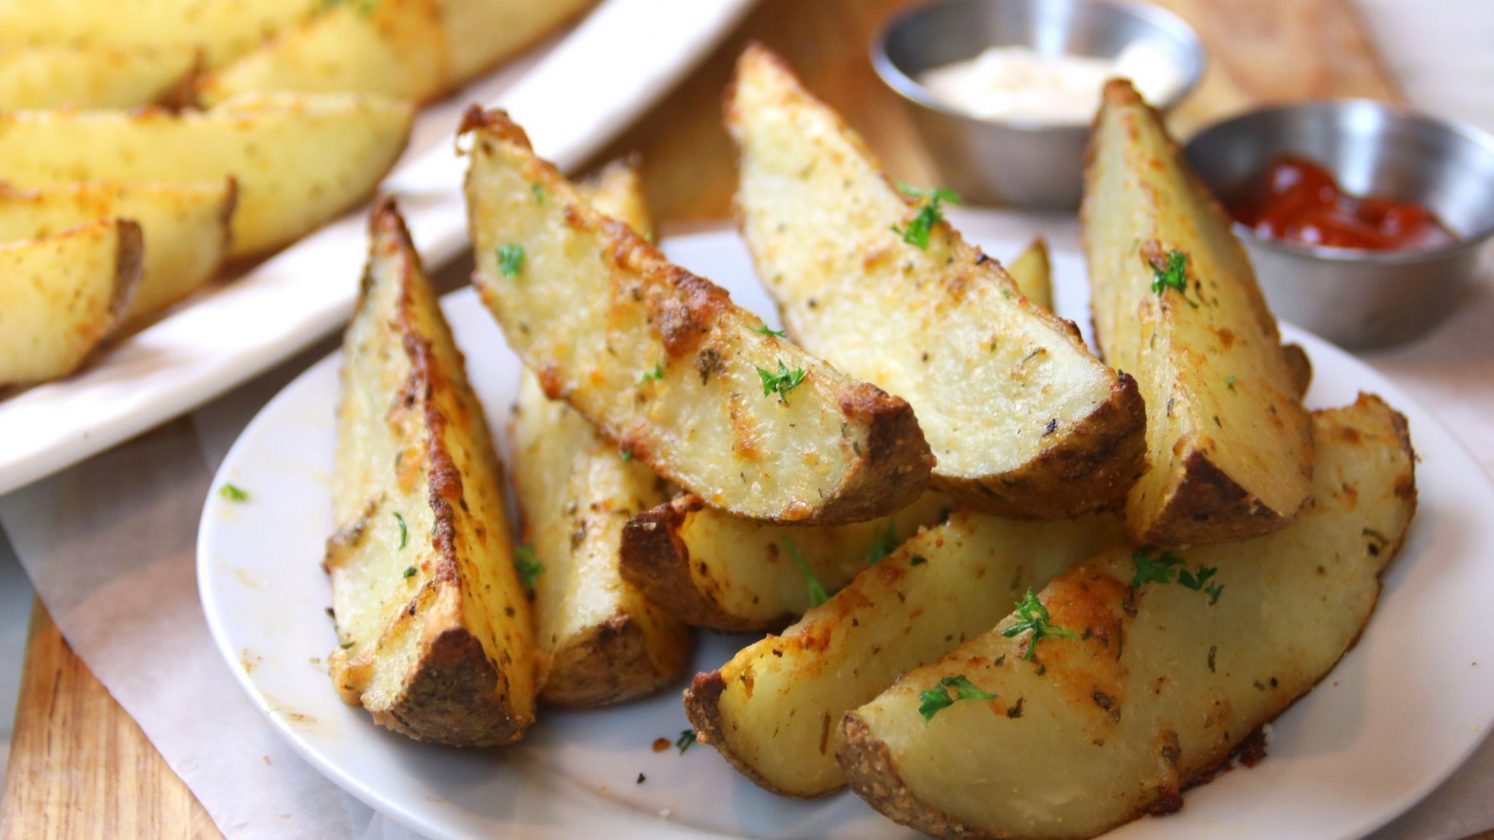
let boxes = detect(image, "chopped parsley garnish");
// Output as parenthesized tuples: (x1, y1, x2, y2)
(1225, 374, 1237, 390)
(863, 518, 899, 565)
(531, 183, 545, 204)
(393, 511, 408, 549)
(783, 538, 828, 607)
(1149, 249, 1199, 307)
(1131, 547, 1225, 604)
(218, 483, 250, 503)
(620, 449, 635, 462)
(1001, 589, 1077, 660)
(402, 565, 417, 579)
(917, 675, 996, 723)
(513, 544, 543, 591)
(675, 729, 697, 754)
(757, 324, 788, 338)
(497, 243, 525, 278)
(316, 0, 378, 17)
(638, 361, 665, 386)
(910, 554, 927, 566)
(756, 360, 806, 402)
(893, 183, 961, 250)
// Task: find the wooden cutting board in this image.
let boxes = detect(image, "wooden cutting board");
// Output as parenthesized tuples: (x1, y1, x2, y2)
(0, 2, 1417, 839)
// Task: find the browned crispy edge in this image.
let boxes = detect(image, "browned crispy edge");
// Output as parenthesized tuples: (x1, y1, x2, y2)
(839, 396, 1418, 839)
(727, 46, 1140, 520)
(44, 218, 147, 385)
(617, 495, 791, 632)
(460, 105, 934, 525)
(684, 670, 831, 799)
(1282, 343, 1312, 399)
(337, 199, 530, 747)
(542, 608, 691, 708)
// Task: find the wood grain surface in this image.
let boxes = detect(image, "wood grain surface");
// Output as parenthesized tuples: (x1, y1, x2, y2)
(1, 1, 1466, 838)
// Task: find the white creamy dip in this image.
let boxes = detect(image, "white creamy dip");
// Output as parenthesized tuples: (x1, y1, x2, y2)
(918, 43, 1183, 123)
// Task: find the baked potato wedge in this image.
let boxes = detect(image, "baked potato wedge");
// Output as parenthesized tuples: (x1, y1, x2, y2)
(440, 0, 596, 84)
(511, 159, 691, 707)
(619, 491, 949, 631)
(1006, 236, 1053, 312)
(325, 200, 535, 746)
(840, 395, 1415, 840)
(1083, 79, 1314, 546)
(0, 93, 412, 258)
(462, 107, 933, 525)
(0, 0, 309, 69)
(728, 46, 1144, 520)
(0, 181, 234, 324)
(685, 509, 1122, 798)
(0, 45, 197, 109)
(0, 219, 142, 388)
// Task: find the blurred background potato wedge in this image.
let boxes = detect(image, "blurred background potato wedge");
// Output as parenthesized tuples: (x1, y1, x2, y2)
(462, 107, 933, 525)
(619, 491, 949, 631)
(326, 201, 536, 747)
(0, 181, 234, 324)
(0, 45, 198, 109)
(0, 93, 412, 258)
(728, 45, 1144, 520)
(684, 509, 1123, 798)
(1006, 237, 1052, 313)
(841, 395, 1415, 840)
(1082, 79, 1314, 547)
(510, 158, 691, 708)
(439, 0, 595, 84)
(0, 219, 141, 387)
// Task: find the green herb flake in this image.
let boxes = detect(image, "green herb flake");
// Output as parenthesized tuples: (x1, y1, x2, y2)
(497, 243, 525, 278)
(1150, 249, 1200, 308)
(620, 449, 635, 462)
(863, 518, 899, 566)
(1001, 589, 1077, 661)
(1205, 583, 1225, 605)
(893, 183, 962, 250)
(402, 565, 417, 579)
(783, 537, 828, 607)
(531, 183, 545, 204)
(218, 483, 250, 503)
(757, 324, 788, 338)
(340, 641, 355, 650)
(675, 729, 697, 754)
(1130, 548, 1183, 589)
(513, 544, 543, 592)
(1177, 565, 1218, 592)
(394, 511, 408, 549)
(756, 360, 807, 402)
(910, 554, 927, 566)
(1225, 374, 1237, 390)
(638, 361, 665, 386)
(917, 674, 997, 723)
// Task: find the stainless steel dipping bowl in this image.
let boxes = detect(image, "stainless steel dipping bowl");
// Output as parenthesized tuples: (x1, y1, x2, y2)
(1185, 101, 1494, 348)
(872, 0, 1204, 209)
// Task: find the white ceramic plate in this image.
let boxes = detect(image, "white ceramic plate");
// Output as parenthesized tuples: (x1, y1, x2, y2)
(0, 0, 757, 497)
(199, 227, 1494, 840)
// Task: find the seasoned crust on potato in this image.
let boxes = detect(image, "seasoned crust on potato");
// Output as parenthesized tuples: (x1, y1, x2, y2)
(461, 106, 933, 525)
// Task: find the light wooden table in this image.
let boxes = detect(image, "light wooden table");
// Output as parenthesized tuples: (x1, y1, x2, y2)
(1, 1, 1486, 837)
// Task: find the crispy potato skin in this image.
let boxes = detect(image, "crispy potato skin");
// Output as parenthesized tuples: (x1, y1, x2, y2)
(1082, 79, 1314, 546)
(0, 219, 142, 388)
(684, 510, 1123, 797)
(462, 107, 933, 525)
(728, 45, 1144, 520)
(325, 201, 535, 747)
(840, 395, 1416, 839)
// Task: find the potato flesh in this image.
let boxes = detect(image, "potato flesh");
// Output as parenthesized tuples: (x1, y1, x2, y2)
(1006, 238, 1053, 313)
(729, 47, 1132, 503)
(0, 219, 140, 387)
(844, 396, 1414, 839)
(0, 0, 311, 69)
(1083, 80, 1312, 545)
(463, 110, 931, 524)
(327, 204, 535, 744)
(0, 45, 196, 109)
(0, 93, 412, 258)
(0, 182, 231, 323)
(692, 510, 1122, 797)
(440, 0, 595, 82)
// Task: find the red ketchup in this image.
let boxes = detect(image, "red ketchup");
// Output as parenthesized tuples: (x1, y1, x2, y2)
(1231, 155, 1458, 251)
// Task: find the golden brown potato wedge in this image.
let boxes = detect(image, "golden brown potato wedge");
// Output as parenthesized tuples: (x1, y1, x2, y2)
(1006, 237, 1053, 312)
(510, 161, 691, 707)
(1082, 79, 1314, 546)
(0, 0, 310, 69)
(462, 107, 933, 525)
(0, 45, 197, 109)
(685, 509, 1122, 798)
(0, 219, 142, 388)
(619, 492, 949, 631)
(325, 200, 535, 746)
(0, 93, 412, 258)
(439, 0, 596, 83)
(840, 395, 1415, 840)
(0, 181, 234, 324)
(728, 45, 1144, 520)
